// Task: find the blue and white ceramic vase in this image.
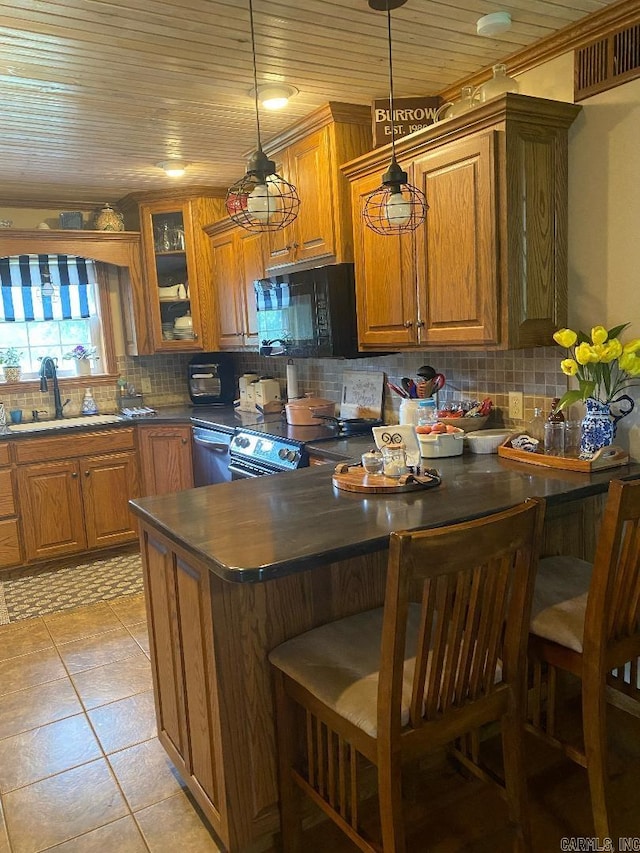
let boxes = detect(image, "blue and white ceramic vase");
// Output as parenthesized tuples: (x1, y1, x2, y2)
(580, 399, 614, 455)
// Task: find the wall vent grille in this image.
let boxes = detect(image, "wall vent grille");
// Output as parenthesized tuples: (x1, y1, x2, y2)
(575, 22, 640, 100)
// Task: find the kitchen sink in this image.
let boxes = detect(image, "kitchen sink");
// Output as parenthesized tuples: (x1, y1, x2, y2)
(7, 414, 124, 433)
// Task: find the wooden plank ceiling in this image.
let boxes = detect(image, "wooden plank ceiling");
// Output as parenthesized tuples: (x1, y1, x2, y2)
(0, 0, 623, 206)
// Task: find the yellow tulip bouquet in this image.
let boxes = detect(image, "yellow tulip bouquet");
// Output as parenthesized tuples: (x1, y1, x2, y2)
(553, 324, 640, 411)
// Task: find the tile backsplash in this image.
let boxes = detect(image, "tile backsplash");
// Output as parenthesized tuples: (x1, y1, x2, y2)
(0, 348, 568, 428)
(235, 347, 568, 427)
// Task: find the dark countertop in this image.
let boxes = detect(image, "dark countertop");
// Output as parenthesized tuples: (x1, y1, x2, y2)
(130, 453, 640, 584)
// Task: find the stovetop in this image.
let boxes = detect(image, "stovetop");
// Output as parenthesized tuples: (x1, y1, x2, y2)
(235, 418, 341, 444)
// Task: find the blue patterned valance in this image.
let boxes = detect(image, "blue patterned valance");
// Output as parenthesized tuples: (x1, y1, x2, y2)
(0, 254, 96, 322)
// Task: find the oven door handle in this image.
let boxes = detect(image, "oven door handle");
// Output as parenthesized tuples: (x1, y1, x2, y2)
(192, 436, 230, 453)
(228, 462, 259, 478)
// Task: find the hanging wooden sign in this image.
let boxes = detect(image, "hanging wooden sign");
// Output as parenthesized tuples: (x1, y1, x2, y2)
(372, 96, 442, 147)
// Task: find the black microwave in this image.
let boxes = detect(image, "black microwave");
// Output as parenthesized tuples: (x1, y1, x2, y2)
(254, 263, 369, 359)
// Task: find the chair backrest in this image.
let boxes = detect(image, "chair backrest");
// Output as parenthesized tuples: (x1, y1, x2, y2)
(377, 498, 545, 740)
(585, 477, 640, 655)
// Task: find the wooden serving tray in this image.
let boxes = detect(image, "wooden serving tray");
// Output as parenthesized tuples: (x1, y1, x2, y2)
(332, 463, 441, 493)
(498, 435, 629, 472)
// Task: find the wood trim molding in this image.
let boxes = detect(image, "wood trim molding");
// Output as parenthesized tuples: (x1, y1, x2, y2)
(341, 94, 581, 179)
(95, 262, 118, 376)
(0, 230, 142, 267)
(440, 0, 640, 101)
(117, 186, 227, 208)
(0, 199, 98, 210)
(258, 102, 372, 157)
(202, 217, 236, 238)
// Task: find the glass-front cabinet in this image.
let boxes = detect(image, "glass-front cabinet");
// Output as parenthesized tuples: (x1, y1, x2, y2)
(134, 195, 225, 352)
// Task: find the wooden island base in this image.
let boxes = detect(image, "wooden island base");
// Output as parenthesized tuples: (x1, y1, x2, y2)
(138, 493, 606, 852)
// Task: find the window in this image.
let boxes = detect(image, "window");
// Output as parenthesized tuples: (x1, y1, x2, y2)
(0, 254, 107, 377)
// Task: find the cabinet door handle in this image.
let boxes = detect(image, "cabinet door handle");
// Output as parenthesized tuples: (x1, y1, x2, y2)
(292, 242, 299, 249)
(71, 472, 78, 478)
(84, 470, 90, 477)
(181, 438, 187, 445)
(193, 333, 198, 340)
(416, 320, 425, 328)
(403, 320, 414, 328)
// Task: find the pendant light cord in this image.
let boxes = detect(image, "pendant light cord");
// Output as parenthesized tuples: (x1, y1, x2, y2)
(386, 0, 398, 163)
(249, 0, 263, 151)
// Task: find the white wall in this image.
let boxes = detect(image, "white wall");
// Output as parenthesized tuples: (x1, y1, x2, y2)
(518, 61, 640, 457)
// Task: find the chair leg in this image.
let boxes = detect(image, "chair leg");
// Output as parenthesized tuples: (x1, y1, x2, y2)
(273, 671, 304, 853)
(377, 752, 406, 853)
(501, 702, 532, 853)
(583, 674, 612, 840)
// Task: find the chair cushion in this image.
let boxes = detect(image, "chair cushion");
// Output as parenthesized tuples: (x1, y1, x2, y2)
(270, 604, 502, 739)
(530, 556, 593, 653)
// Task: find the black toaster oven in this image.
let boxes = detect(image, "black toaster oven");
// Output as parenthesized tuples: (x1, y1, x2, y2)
(188, 353, 236, 406)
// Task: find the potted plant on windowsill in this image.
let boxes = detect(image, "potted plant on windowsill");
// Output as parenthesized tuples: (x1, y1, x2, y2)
(0, 348, 23, 383)
(63, 345, 98, 376)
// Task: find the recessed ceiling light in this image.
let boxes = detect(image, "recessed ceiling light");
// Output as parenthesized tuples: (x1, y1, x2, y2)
(249, 84, 298, 110)
(476, 11, 512, 37)
(157, 160, 188, 178)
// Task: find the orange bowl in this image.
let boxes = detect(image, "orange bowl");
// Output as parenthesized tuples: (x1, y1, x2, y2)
(437, 415, 489, 433)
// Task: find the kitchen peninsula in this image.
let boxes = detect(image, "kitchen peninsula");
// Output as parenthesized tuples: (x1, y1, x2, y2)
(130, 452, 640, 852)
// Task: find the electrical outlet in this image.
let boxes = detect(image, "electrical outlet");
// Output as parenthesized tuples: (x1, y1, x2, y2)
(508, 391, 524, 420)
(141, 377, 152, 394)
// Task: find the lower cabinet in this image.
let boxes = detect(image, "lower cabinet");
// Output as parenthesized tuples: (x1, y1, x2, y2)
(15, 429, 140, 563)
(142, 533, 226, 836)
(138, 521, 389, 851)
(0, 443, 22, 569)
(138, 424, 194, 496)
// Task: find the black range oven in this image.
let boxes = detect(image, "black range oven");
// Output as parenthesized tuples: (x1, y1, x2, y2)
(229, 428, 310, 479)
(228, 419, 352, 479)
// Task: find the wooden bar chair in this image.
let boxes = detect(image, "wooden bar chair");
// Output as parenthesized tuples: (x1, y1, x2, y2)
(528, 477, 640, 840)
(269, 498, 545, 852)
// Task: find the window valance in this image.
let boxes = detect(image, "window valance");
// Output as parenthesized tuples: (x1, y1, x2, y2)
(0, 254, 96, 321)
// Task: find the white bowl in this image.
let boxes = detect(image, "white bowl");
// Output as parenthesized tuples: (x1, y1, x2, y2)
(465, 429, 512, 454)
(174, 316, 193, 330)
(417, 431, 465, 458)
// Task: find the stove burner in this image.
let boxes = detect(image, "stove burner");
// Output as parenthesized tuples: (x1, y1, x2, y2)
(315, 416, 384, 436)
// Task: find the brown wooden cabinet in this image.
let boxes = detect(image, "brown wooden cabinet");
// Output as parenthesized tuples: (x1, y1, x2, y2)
(82, 452, 140, 549)
(138, 424, 194, 496)
(205, 219, 264, 350)
(142, 534, 226, 836)
(344, 94, 580, 350)
(120, 192, 226, 353)
(263, 103, 372, 273)
(15, 429, 140, 563)
(0, 443, 22, 569)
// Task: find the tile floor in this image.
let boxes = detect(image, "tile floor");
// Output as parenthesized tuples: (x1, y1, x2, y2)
(1, 594, 639, 853)
(0, 594, 223, 853)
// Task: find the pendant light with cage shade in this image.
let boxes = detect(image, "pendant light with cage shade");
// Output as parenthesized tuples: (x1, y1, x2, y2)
(363, 0, 427, 235)
(226, 0, 300, 232)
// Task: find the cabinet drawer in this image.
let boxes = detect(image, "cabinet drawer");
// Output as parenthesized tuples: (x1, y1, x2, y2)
(0, 443, 10, 467)
(14, 428, 136, 464)
(0, 469, 16, 517)
(0, 518, 22, 569)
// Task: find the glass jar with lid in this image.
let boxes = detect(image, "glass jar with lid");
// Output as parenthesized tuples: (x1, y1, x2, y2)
(381, 443, 407, 478)
(477, 64, 519, 103)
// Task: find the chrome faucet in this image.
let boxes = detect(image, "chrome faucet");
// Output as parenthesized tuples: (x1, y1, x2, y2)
(39, 357, 68, 420)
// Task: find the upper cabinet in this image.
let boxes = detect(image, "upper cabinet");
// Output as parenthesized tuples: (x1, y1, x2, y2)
(204, 219, 265, 350)
(263, 103, 372, 272)
(343, 94, 580, 350)
(121, 192, 226, 353)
